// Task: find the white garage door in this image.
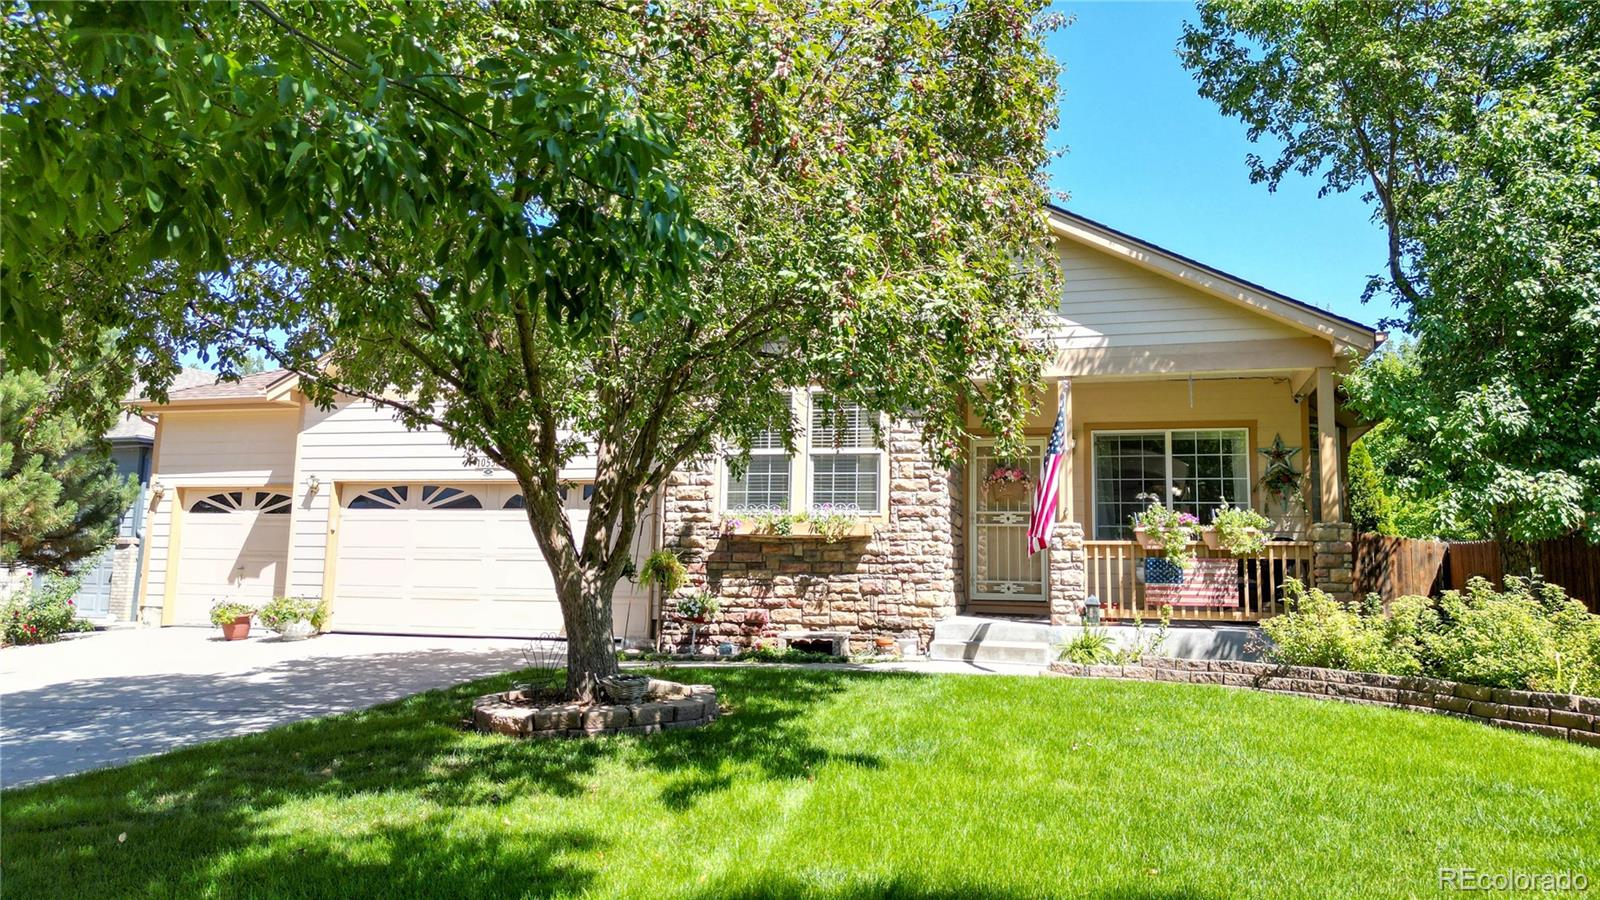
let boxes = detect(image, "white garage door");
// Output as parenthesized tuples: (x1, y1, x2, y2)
(172, 489, 292, 625)
(332, 483, 651, 639)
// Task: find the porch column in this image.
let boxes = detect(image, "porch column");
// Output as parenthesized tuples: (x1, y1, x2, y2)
(1057, 379, 1073, 523)
(1315, 366, 1343, 522)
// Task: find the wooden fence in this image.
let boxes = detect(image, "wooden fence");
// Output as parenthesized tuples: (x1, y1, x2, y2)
(1355, 534, 1600, 614)
(1354, 533, 1447, 599)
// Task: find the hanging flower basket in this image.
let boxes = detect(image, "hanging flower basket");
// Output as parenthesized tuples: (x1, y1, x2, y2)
(982, 464, 1032, 503)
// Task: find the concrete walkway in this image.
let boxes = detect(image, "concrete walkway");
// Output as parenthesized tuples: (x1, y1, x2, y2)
(1, 627, 531, 788)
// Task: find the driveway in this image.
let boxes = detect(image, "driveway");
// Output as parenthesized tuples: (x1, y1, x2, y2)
(1, 627, 535, 789)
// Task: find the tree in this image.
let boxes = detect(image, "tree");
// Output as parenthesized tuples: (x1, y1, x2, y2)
(1, 337, 139, 572)
(1345, 439, 1392, 536)
(15, 1, 1063, 698)
(1181, 1, 1600, 572)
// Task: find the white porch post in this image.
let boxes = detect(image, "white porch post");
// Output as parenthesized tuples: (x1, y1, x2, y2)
(1316, 366, 1343, 522)
(1057, 379, 1072, 525)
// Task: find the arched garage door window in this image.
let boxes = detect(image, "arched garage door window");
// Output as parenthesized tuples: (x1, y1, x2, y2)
(190, 491, 291, 514)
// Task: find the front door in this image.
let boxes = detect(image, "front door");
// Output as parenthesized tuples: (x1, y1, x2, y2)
(969, 439, 1046, 604)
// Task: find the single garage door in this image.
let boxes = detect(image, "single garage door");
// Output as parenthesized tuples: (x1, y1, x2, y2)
(171, 489, 292, 625)
(332, 483, 651, 639)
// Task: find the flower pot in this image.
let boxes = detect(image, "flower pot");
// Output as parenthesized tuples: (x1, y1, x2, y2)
(1201, 528, 1221, 550)
(221, 616, 252, 641)
(1133, 528, 1164, 551)
(274, 620, 314, 641)
(984, 480, 1030, 504)
(874, 636, 896, 651)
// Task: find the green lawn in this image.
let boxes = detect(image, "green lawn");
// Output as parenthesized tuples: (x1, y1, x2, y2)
(4, 668, 1597, 898)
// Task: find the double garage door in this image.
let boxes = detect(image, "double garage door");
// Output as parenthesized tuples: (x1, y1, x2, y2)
(331, 482, 651, 638)
(169, 483, 649, 638)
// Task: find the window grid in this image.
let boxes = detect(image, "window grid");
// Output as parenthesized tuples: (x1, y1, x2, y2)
(1091, 429, 1251, 540)
(721, 392, 886, 515)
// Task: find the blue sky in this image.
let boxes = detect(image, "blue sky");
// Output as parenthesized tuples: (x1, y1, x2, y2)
(1045, 1, 1392, 330)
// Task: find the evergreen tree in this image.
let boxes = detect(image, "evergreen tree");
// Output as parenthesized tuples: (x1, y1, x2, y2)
(1346, 440, 1393, 536)
(1, 346, 139, 572)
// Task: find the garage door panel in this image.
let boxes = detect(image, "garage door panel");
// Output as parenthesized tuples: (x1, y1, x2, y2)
(171, 490, 291, 626)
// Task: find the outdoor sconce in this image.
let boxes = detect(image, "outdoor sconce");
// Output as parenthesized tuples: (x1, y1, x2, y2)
(306, 475, 322, 496)
(1084, 594, 1101, 626)
(149, 480, 166, 501)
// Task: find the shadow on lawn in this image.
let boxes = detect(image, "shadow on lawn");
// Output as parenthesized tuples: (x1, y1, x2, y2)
(1, 661, 889, 896)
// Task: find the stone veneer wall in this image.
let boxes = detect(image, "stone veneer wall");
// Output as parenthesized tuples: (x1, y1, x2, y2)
(1047, 524, 1086, 625)
(1308, 522, 1356, 602)
(1049, 656, 1600, 748)
(107, 536, 141, 622)
(659, 419, 963, 654)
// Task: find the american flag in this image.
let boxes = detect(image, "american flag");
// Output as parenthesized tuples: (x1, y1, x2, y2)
(1027, 385, 1068, 555)
(1144, 557, 1240, 608)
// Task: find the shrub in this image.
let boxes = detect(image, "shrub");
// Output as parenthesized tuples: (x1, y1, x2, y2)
(209, 600, 258, 628)
(1, 572, 94, 645)
(1061, 629, 1115, 664)
(258, 596, 319, 631)
(1259, 577, 1600, 696)
(1259, 580, 1423, 675)
(1422, 577, 1600, 696)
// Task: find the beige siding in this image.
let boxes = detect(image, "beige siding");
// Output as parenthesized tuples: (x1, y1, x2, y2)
(1050, 239, 1306, 350)
(140, 408, 299, 621)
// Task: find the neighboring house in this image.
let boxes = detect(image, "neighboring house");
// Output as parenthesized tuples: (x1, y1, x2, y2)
(130, 209, 1379, 650)
(69, 368, 216, 622)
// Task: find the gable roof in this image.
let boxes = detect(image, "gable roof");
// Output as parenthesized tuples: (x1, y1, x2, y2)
(1046, 205, 1381, 352)
(106, 368, 219, 442)
(129, 367, 300, 410)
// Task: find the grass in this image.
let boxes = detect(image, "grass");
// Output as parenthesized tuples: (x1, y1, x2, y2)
(4, 667, 1597, 898)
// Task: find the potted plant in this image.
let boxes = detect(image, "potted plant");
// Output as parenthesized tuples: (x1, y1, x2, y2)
(638, 549, 688, 597)
(1208, 503, 1273, 556)
(1130, 502, 1200, 568)
(676, 592, 720, 652)
(258, 596, 325, 641)
(209, 600, 257, 641)
(981, 463, 1031, 503)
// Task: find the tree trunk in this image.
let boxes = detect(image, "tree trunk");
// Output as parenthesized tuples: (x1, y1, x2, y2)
(560, 581, 621, 702)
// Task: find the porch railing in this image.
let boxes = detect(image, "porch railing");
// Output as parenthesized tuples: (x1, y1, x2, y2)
(1083, 540, 1316, 622)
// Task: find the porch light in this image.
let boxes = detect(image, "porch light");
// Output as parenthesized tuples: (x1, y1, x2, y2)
(306, 474, 322, 495)
(149, 480, 165, 500)
(1084, 595, 1101, 626)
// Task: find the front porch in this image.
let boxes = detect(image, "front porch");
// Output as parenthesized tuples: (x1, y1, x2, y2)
(964, 369, 1358, 624)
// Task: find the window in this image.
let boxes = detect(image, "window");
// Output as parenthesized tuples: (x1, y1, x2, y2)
(724, 400, 793, 513)
(809, 394, 883, 513)
(190, 491, 290, 514)
(720, 392, 886, 515)
(419, 485, 483, 510)
(1092, 428, 1250, 539)
(347, 486, 408, 510)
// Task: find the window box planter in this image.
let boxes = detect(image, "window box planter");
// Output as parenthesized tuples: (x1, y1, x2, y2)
(722, 520, 875, 541)
(1132, 527, 1165, 552)
(1202, 526, 1265, 553)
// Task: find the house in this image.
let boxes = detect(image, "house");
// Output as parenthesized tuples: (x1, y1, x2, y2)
(67, 368, 215, 623)
(130, 208, 1380, 650)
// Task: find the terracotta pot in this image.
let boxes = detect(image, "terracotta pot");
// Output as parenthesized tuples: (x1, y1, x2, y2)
(221, 616, 252, 641)
(1201, 528, 1221, 550)
(874, 636, 896, 649)
(1133, 527, 1165, 551)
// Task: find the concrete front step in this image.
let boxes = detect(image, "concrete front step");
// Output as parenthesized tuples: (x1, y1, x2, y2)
(927, 638, 1054, 667)
(930, 615, 1069, 646)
